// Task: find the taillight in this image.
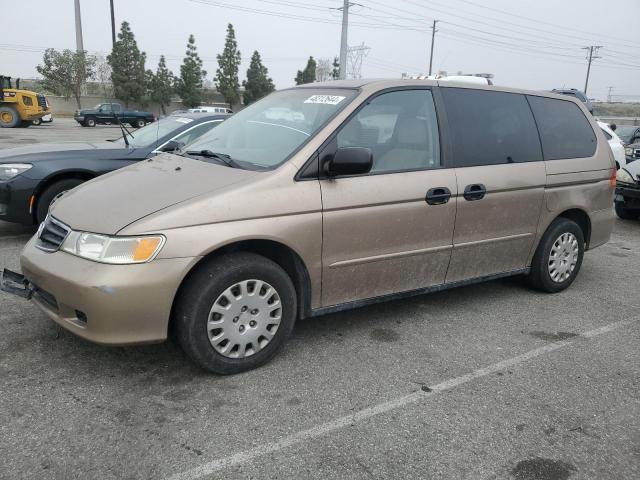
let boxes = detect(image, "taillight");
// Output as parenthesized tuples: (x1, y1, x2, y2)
(610, 168, 617, 188)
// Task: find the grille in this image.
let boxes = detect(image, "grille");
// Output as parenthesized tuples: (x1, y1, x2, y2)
(37, 94, 47, 109)
(35, 216, 70, 252)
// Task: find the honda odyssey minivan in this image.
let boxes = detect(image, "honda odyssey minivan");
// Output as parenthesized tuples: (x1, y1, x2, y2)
(2, 79, 616, 374)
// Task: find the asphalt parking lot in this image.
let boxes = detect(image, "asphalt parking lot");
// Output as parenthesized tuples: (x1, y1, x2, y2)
(0, 120, 638, 480)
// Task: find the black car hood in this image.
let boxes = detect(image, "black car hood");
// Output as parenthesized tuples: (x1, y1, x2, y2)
(0, 142, 139, 162)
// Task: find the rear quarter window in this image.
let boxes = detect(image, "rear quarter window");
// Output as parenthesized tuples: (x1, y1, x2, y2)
(527, 95, 596, 160)
(441, 88, 542, 167)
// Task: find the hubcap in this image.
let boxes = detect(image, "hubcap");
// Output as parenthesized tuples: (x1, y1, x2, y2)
(1, 111, 13, 123)
(548, 232, 579, 283)
(207, 279, 282, 359)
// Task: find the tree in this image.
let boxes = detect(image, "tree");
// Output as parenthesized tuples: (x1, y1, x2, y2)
(36, 49, 96, 108)
(94, 55, 113, 98)
(175, 35, 206, 108)
(149, 56, 175, 114)
(242, 51, 275, 105)
(315, 58, 332, 82)
(294, 56, 316, 85)
(108, 21, 147, 107)
(215, 24, 241, 108)
(332, 56, 340, 80)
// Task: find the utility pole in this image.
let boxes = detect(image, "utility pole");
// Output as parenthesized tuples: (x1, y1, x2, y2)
(606, 86, 614, 103)
(582, 45, 602, 95)
(74, 0, 84, 52)
(110, 0, 116, 46)
(428, 20, 439, 76)
(339, 0, 350, 80)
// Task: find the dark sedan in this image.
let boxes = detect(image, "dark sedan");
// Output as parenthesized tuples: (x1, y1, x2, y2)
(0, 113, 228, 225)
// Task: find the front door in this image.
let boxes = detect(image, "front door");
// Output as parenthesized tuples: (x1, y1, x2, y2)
(441, 87, 546, 283)
(320, 89, 457, 307)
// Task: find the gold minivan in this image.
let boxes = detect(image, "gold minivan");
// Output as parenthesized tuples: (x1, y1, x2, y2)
(3, 80, 616, 374)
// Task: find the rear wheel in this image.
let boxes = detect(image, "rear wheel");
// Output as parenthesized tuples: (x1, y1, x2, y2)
(528, 217, 584, 293)
(615, 203, 639, 220)
(0, 105, 20, 128)
(31, 118, 42, 126)
(35, 178, 85, 224)
(174, 252, 297, 374)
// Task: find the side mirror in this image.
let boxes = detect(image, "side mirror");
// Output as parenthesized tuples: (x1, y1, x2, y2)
(609, 123, 617, 132)
(159, 140, 185, 153)
(326, 147, 373, 177)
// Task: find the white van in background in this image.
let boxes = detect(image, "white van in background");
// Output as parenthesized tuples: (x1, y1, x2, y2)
(188, 106, 233, 114)
(598, 121, 626, 169)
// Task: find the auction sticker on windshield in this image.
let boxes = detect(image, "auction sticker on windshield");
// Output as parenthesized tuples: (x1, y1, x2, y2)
(304, 95, 346, 105)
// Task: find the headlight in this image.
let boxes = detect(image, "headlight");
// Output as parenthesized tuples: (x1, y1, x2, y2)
(625, 147, 633, 156)
(616, 168, 635, 184)
(61, 232, 165, 264)
(0, 163, 32, 181)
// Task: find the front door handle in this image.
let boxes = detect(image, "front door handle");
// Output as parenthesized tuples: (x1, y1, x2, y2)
(425, 187, 451, 205)
(463, 183, 486, 201)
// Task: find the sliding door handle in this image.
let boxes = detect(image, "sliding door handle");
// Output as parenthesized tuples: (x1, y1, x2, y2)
(463, 183, 486, 201)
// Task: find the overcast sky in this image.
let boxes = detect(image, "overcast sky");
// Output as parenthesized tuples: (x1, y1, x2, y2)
(3, 0, 639, 101)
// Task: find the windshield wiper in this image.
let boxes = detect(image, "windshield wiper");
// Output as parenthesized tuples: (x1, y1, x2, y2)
(112, 113, 134, 147)
(185, 150, 242, 169)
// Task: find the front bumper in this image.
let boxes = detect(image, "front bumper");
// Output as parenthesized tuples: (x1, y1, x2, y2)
(0, 175, 38, 225)
(17, 237, 200, 345)
(616, 184, 640, 208)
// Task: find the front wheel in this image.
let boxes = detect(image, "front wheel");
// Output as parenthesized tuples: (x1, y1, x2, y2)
(173, 253, 297, 374)
(84, 117, 96, 127)
(528, 218, 584, 293)
(135, 119, 145, 128)
(615, 203, 639, 220)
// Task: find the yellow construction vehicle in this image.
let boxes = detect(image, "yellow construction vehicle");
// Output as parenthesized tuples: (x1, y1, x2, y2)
(0, 76, 51, 128)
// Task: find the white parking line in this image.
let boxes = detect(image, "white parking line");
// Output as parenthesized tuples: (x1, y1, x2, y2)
(167, 318, 636, 480)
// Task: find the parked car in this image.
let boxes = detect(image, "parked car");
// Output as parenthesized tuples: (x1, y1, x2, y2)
(598, 121, 626, 169)
(551, 88, 593, 114)
(31, 113, 53, 126)
(188, 106, 233, 114)
(0, 113, 228, 225)
(614, 125, 640, 162)
(74, 103, 155, 128)
(2, 80, 615, 374)
(615, 161, 640, 220)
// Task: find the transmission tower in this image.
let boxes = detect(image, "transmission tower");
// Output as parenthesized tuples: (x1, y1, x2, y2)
(347, 43, 371, 79)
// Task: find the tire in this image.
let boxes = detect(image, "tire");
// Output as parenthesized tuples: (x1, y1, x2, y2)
(615, 203, 639, 220)
(31, 118, 42, 126)
(0, 105, 20, 128)
(18, 120, 31, 128)
(35, 178, 85, 224)
(135, 119, 146, 128)
(173, 252, 297, 374)
(84, 117, 96, 127)
(528, 217, 585, 293)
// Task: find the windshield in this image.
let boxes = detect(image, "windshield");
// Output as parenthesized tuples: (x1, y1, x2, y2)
(615, 125, 637, 144)
(186, 88, 358, 169)
(113, 116, 196, 148)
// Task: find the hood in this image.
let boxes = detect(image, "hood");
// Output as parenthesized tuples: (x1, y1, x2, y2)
(50, 153, 259, 234)
(624, 160, 640, 177)
(0, 142, 127, 162)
